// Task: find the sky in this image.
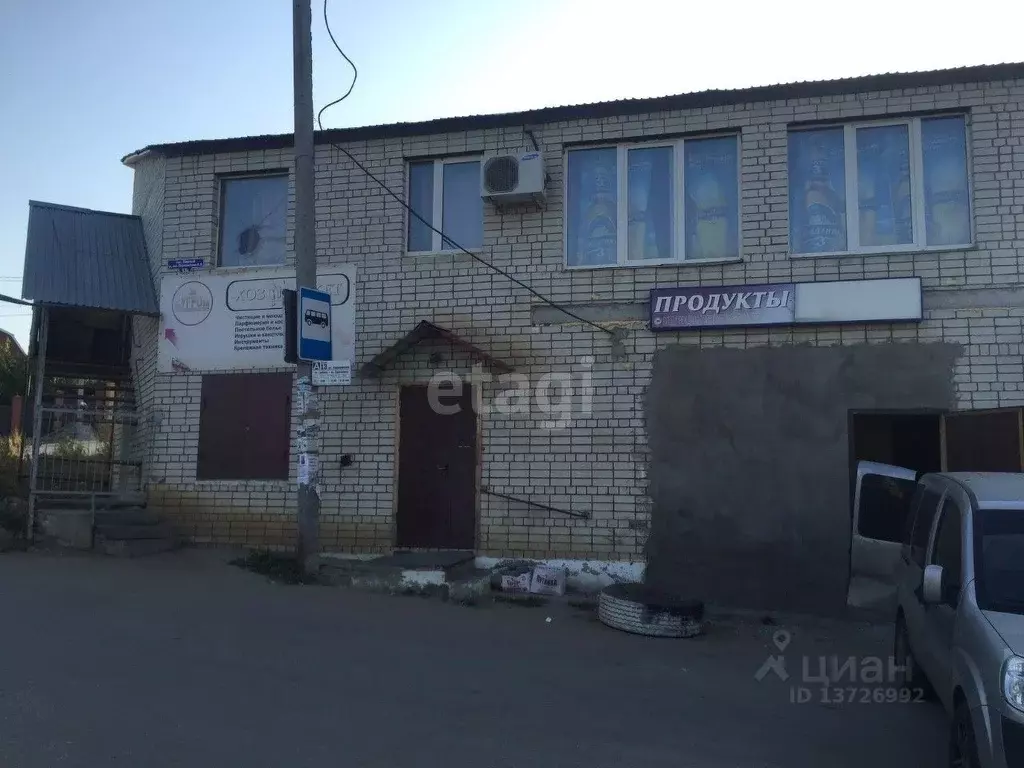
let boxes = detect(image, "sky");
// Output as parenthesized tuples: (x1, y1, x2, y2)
(1, 0, 1022, 349)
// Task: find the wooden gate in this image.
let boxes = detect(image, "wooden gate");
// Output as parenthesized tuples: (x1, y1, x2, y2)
(942, 408, 1024, 472)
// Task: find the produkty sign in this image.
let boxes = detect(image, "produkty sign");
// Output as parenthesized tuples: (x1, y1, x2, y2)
(159, 265, 356, 373)
(650, 278, 922, 331)
(651, 284, 794, 330)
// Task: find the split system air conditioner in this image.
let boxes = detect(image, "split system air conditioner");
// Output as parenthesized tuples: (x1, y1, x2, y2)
(480, 151, 546, 206)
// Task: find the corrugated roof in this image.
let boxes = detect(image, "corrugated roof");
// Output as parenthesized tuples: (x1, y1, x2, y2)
(122, 62, 1024, 162)
(21, 201, 159, 315)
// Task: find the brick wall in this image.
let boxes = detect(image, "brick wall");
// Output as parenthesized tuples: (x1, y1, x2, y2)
(131, 76, 1024, 558)
(129, 156, 164, 482)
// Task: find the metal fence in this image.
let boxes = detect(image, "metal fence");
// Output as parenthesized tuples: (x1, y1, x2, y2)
(30, 377, 142, 497)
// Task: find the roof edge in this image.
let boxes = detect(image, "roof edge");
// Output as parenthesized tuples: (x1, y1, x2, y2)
(28, 200, 140, 221)
(121, 62, 1024, 163)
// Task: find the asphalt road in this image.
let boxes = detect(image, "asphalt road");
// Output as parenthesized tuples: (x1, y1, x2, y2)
(0, 550, 946, 767)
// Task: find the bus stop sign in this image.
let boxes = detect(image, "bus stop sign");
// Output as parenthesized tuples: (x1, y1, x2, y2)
(298, 286, 332, 362)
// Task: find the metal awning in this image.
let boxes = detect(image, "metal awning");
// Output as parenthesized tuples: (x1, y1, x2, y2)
(359, 320, 514, 378)
(21, 201, 158, 315)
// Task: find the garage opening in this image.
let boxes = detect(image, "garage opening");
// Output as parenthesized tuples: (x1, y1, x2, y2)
(848, 410, 943, 545)
(847, 410, 943, 613)
(849, 411, 943, 481)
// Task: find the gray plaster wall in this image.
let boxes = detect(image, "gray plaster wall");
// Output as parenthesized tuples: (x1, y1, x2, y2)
(644, 342, 960, 615)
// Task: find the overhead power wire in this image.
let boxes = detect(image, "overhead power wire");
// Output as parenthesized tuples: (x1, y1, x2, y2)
(317, 0, 615, 338)
(316, 0, 357, 130)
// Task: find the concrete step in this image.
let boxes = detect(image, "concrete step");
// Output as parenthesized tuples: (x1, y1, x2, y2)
(317, 553, 491, 603)
(94, 508, 162, 526)
(103, 494, 148, 510)
(318, 559, 409, 588)
(35, 509, 93, 550)
(94, 522, 177, 541)
(318, 551, 474, 579)
(95, 535, 179, 557)
(34, 494, 147, 511)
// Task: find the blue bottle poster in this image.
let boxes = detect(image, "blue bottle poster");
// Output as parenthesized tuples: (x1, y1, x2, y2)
(571, 149, 617, 265)
(790, 129, 847, 253)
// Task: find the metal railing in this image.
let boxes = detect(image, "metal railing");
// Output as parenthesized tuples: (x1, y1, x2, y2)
(481, 486, 591, 519)
(28, 378, 143, 507)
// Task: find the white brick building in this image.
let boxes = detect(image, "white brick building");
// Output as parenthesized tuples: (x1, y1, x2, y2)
(120, 63, 1024, 612)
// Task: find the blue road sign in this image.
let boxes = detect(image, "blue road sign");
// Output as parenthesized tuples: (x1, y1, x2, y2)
(168, 258, 205, 271)
(298, 286, 332, 362)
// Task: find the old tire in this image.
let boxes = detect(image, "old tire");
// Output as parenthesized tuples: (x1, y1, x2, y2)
(598, 583, 705, 638)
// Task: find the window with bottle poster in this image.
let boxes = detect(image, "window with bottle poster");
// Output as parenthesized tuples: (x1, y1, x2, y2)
(566, 135, 740, 267)
(788, 115, 971, 256)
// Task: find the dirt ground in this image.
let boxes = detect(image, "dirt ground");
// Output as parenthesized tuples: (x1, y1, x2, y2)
(0, 549, 946, 767)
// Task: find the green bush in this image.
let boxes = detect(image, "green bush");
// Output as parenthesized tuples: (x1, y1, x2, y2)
(53, 435, 89, 460)
(0, 431, 26, 537)
(0, 430, 24, 499)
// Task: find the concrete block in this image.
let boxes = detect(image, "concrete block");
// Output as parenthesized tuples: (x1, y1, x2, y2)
(39, 510, 92, 550)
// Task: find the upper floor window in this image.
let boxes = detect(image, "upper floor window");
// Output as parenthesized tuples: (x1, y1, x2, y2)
(788, 115, 971, 256)
(218, 174, 289, 267)
(407, 158, 483, 253)
(565, 135, 740, 267)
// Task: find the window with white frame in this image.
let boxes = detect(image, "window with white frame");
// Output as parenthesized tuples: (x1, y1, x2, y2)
(407, 158, 483, 252)
(218, 174, 289, 267)
(565, 135, 740, 267)
(788, 115, 972, 256)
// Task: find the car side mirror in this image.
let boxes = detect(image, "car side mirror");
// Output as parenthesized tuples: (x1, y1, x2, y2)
(922, 564, 944, 605)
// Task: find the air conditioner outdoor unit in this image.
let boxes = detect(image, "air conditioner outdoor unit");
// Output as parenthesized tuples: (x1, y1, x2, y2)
(480, 151, 546, 206)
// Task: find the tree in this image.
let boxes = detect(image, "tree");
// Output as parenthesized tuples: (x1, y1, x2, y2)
(0, 337, 26, 406)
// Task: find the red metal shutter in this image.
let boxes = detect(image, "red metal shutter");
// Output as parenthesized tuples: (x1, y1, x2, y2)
(244, 372, 292, 480)
(197, 373, 292, 480)
(197, 375, 244, 480)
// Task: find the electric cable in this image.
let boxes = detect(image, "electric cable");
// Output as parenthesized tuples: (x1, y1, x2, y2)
(317, 0, 615, 339)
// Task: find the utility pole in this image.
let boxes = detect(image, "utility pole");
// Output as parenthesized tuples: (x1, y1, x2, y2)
(292, 0, 320, 571)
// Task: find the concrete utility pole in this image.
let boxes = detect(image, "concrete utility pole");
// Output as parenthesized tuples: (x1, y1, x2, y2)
(292, 0, 320, 571)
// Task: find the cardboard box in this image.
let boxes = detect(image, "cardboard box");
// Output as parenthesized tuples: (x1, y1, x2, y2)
(500, 571, 533, 593)
(529, 565, 566, 596)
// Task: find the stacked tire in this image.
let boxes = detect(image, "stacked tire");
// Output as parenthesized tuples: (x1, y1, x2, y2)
(598, 583, 705, 638)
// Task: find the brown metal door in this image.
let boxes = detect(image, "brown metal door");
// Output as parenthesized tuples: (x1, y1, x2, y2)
(942, 408, 1024, 472)
(396, 385, 476, 549)
(197, 373, 292, 480)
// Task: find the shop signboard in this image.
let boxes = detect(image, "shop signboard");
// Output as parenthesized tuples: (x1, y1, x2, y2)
(159, 265, 356, 373)
(650, 284, 795, 330)
(650, 278, 922, 331)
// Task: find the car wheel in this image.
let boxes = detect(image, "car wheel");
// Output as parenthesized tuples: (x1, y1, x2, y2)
(950, 699, 980, 768)
(894, 613, 934, 699)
